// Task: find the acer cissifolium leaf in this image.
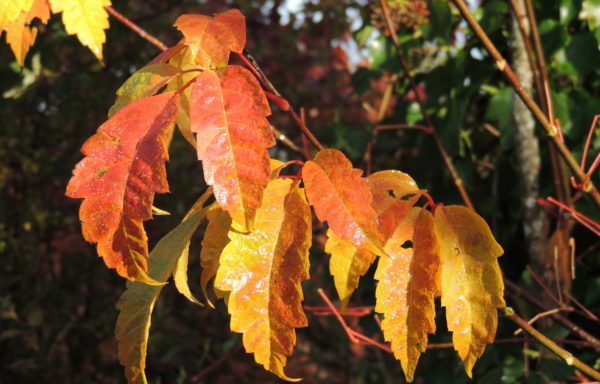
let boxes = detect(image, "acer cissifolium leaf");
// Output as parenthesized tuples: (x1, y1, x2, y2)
(63, 7, 507, 383)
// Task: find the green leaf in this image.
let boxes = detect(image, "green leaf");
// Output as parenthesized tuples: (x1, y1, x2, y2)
(173, 245, 203, 306)
(115, 189, 212, 384)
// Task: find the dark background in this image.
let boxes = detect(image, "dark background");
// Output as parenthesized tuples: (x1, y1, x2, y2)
(1, 0, 599, 383)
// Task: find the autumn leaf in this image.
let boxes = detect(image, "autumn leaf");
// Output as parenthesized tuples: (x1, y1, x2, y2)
(108, 64, 181, 117)
(66, 92, 179, 283)
(302, 149, 384, 255)
(165, 45, 202, 147)
(0, 0, 33, 31)
(4, 0, 50, 66)
(49, 0, 110, 60)
(199, 203, 231, 306)
(214, 179, 311, 381)
(325, 229, 376, 310)
(190, 65, 274, 231)
(434, 205, 505, 377)
(367, 170, 422, 242)
(116, 189, 212, 384)
(375, 208, 441, 382)
(174, 9, 245, 69)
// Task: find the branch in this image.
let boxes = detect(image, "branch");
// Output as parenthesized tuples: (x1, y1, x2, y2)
(501, 307, 600, 381)
(104, 6, 168, 51)
(451, 0, 600, 208)
(378, 0, 474, 210)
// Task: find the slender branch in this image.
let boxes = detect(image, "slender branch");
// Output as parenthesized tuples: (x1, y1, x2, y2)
(378, 0, 474, 210)
(104, 6, 168, 51)
(237, 52, 324, 151)
(505, 279, 600, 350)
(501, 307, 600, 381)
(452, 0, 600, 208)
(188, 344, 242, 383)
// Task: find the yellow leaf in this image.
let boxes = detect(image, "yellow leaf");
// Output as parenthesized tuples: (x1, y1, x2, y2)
(49, 0, 110, 60)
(4, 0, 50, 66)
(199, 203, 231, 307)
(214, 179, 311, 381)
(434, 205, 506, 377)
(325, 229, 376, 310)
(115, 189, 212, 384)
(0, 0, 33, 31)
(172, 244, 203, 306)
(375, 208, 441, 382)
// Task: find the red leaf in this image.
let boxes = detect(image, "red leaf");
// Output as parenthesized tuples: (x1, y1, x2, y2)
(66, 92, 179, 283)
(174, 9, 245, 69)
(190, 65, 274, 230)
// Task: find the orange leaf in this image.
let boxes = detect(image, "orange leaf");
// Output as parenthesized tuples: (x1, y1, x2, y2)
(174, 9, 245, 69)
(434, 205, 505, 377)
(66, 92, 179, 283)
(199, 203, 231, 306)
(366, 170, 422, 242)
(108, 63, 181, 117)
(375, 208, 440, 382)
(302, 149, 384, 255)
(4, 0, 50, 66)
(190, 65, 274, 231)
(214, 179, 311, 381)
(325, 229, 376, 310)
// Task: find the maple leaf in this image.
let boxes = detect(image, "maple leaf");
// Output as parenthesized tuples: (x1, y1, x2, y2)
(4, 0, 50, 66)
(199, 203, 231, 306)
(174, 9, 245, 69)
(66, 92, 179, 283)
(49, 0, 110, 60)
(325, 229, 376, 310)
(116, 189, 212, 384)
(214, 179, 311, 381)
(108, 64, 181, 117)
(190, 65, 274, 231)
(434, 205, 506, 377)
(302, 149, 384, 255)
(366, 170, 422, 242)
(375, 208, 441, 382)
(0, 0, 33, 31)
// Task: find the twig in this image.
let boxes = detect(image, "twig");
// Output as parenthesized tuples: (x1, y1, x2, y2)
(452, 0, 600, 208)
(505, 279, 600, 351)
(317, 289, 359, 343)
(428, 337, 599, 350)
(270, 125, 305, 158)
(237, 52, 324, 151)
(188, 344, 242, 383)
(526, 265, 563, 308)
(563, 291, 600, 323)
(104, 6, 168, 51)
(501, 307, 600, 381)
(513, 308, 566, 335)
(378, 0, 475, 210)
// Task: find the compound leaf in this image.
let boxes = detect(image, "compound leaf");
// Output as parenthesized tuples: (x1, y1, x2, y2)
(434, 205, 505, 377)
(302, 149, 384, 255)
(190, 65, 274, 231)
(116, 190, 212, 384)
(66, 92, 178, 283)
(214, 179, 311, 381)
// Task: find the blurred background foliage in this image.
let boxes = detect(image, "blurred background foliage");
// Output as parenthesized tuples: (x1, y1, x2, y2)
(1, 0, 599, 383)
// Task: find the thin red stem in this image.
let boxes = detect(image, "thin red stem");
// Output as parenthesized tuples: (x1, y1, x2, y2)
(546, 197, 600, 235)
(104, 6, 168, 51)
(317, 289, 359, 343)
